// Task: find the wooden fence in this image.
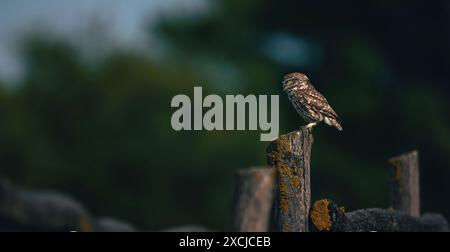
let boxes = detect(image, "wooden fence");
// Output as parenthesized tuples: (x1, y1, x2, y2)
(230, 127, 449, 232)
(0, 127, 448, 231)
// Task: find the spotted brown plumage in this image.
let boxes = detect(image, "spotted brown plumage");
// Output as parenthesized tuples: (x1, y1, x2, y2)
(283, 72, 343, 131)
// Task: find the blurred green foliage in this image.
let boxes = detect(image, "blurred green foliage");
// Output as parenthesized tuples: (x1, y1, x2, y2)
(0, 0, 449, 230)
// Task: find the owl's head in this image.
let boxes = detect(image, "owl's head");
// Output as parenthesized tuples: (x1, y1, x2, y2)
(282, 72, 310, 91)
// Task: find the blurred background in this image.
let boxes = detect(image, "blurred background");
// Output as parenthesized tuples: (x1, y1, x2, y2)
(0, 0, 449, 231)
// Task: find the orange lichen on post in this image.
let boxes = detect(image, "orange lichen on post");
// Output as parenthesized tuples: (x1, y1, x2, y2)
(267, 127, 312, 232)
(283, 223, 292, 232)
(266, 137, 290, 164)
(310, 199, 333, 231)
(279, 182, 290, 214)
(388, 158, 402, 183)
(293, 175, 300, 189)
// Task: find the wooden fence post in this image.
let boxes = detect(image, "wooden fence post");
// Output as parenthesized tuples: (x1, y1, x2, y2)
(309, 199, 448, 232)
(230, 167, 275, 232)
(387, 150, 420, 217)
(266, 127, 313, 232)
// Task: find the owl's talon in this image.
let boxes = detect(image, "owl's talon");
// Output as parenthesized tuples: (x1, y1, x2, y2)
(306, 122, 317, 130)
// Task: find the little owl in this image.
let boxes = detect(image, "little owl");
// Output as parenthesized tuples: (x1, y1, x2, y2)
(283, 72, 343, 131)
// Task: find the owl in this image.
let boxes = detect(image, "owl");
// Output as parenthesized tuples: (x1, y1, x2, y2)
(283, 72, 343, 131)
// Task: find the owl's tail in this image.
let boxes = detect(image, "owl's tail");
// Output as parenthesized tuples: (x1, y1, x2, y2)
(324, 117, 343, 131)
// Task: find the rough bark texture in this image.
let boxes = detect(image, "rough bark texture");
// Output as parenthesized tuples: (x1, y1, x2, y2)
(267, 127, 313, 232)
(388, 150, 420, 217)
(230, 167, 275, 232)
(309, 199, 448, 232)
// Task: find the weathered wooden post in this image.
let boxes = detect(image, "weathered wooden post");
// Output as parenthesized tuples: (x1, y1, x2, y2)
(387, 150, 420, 217)
(230, 167, 275, 232)
(309, 199, 449, 232)
(266, 127, 313, 232)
